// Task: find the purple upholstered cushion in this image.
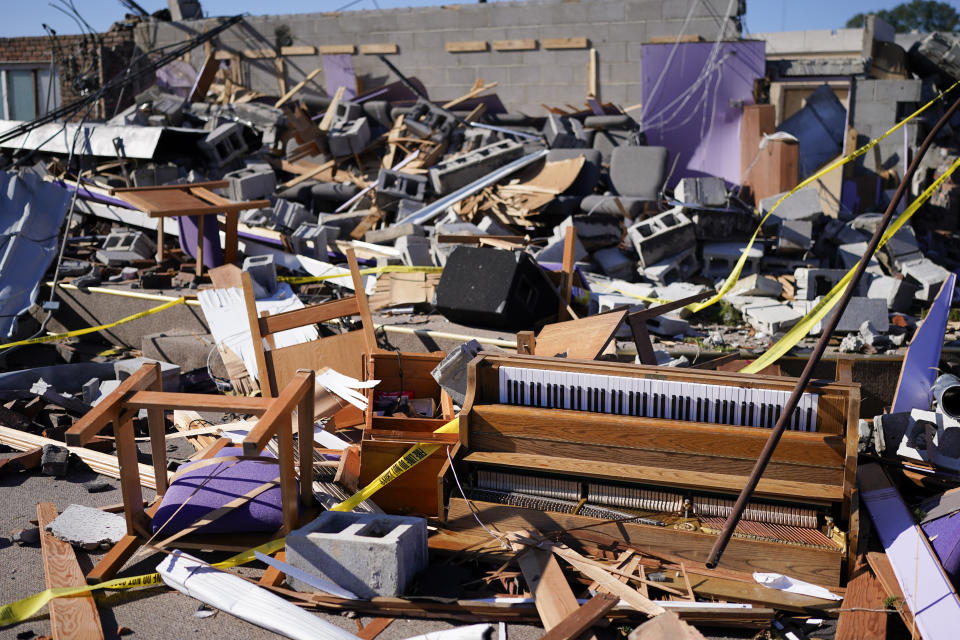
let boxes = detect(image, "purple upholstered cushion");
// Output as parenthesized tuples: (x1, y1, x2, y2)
(923, 512, 960, 584)
(151, 447, 296, 535)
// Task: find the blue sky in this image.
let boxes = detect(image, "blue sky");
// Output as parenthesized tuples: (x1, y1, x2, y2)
(2, 0, 958, 38)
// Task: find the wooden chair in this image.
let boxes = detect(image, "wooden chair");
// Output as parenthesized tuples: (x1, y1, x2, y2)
(65, 363, 316, 583)
(242, 248, 378, 428)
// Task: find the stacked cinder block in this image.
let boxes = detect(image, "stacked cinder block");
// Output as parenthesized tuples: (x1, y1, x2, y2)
(627, 208, 696, 268)
(428, 140, 524, 194)
(198, 123, 247, 167)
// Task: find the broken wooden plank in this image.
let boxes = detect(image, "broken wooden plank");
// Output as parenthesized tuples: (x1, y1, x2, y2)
(359, 43, 399, 55)
(514, 544, 595, 638)
(445, 41, 488, 53)
(357, 617, 394, 640)
(836, 552, 888, 640)
(189, 52, 220, 102)
(492, 39, 537, 51)
(866, 550, 917, 635)
(275, 67, 324, 107)
(318, 44, 356, 55)
(0, 446, 42, 473)
(38, 502, 105, 640)
(318, 86, 346, 133)
(539, 592, 619, 640)
(542, 37, 589, 49)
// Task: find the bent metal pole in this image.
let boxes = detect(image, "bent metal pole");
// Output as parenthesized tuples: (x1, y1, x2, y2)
(705, 89, 960, 570)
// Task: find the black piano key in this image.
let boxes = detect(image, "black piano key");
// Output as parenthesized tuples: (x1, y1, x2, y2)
(642, 392, 648, 417)
(661, 394, 667, 418)
(792, 406, 800, 430)
(618, 390, 624, 415)
(740, 401, 747, 426)
(507, 380, 513, 404)
(775, 405, 783, 425)
(685, 397, 692, 421)
(555, 384, 560, 408)
(806, 407, 813, 431)
(628, 391, 635, 416)
(671, 395, 677, 419)
(696, 397, 702, 421)
(600, 389, 606, 413)
(749, 403, 755, 426)
(537, 383, 542, 407)
(714, 399, 720, 424)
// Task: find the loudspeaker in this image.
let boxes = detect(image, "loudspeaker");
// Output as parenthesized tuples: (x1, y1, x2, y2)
(435, 246, 556, 330)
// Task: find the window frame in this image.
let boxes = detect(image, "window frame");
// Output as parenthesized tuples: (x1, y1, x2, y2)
(0, 62, 61, 120)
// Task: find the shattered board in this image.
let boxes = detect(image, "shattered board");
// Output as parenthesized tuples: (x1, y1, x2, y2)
(197, 283, 318, 383)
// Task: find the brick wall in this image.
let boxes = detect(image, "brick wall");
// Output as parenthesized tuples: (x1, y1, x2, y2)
(0, 27, 139, 121)
(140, 0, 743, 115)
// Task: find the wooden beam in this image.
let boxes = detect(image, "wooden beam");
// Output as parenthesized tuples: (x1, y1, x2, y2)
(281, 45, 316, 56)
(274, 66, 323, 108)
(445, 41, 488, 53)
(836, 552, 887, 640)
(318, 86, 346, 132)
(558, 225, 575, 320)
(512, 543, 590, 636)
(542, 37, 589, 49)
(189, 52, 219, 102)
(281, 158, 337, 189)
(126, 391, 272, 415)
(359, 43, 398, 55)
(65, 363, 159, 447)
(243, 48, 275, 59)
(38, 502, 105, 640)
(318, 44, 356, 55)
(647, 34, 703, 44)
(492, 40, 537, 51)
(539, 593, 618, 640)
(242, 371, 313, 456)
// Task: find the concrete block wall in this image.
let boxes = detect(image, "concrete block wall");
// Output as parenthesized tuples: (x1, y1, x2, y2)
(139, 0, 742, 114)
(850, 77, 922, 176)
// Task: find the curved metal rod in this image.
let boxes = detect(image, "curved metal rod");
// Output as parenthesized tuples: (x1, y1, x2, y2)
(705, 89, 960, 570)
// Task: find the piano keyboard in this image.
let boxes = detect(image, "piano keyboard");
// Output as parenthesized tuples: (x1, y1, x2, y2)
(497, 366, 819, 431)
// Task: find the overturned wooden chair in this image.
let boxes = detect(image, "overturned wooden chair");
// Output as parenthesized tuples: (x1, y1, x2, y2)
(65, 362, 317, 583)
(243, 248, 378, 428)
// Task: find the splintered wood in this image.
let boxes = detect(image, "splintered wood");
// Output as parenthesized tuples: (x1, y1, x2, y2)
(482, 156, 586, 226)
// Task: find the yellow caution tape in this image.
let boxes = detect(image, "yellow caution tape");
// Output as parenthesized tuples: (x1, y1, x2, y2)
(280, 265, 443, 284)
(741, 155, 960, 374)
(0, 296, 187, 351)
(0, 418, 460, 627)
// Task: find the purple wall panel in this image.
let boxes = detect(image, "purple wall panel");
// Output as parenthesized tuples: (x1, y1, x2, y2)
(640, 40, 765, 188)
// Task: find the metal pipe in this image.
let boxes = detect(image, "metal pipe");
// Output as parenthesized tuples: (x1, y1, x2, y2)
(705, 89, 960, 570)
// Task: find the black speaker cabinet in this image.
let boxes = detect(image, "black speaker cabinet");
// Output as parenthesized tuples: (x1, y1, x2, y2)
(435, 246, 556, 330)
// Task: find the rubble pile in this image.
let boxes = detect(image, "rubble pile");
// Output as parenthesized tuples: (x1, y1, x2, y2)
(2, 7, 960, 640)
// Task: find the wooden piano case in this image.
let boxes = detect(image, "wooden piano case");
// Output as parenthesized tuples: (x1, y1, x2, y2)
(358, 351, 456, 517)
(442, 353, 861, 586)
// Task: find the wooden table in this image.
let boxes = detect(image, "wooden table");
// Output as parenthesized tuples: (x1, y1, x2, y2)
(110, 181, 270, 275)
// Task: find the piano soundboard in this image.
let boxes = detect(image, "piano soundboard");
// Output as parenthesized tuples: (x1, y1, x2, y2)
(444, 353, 861, 586)
(498, 365, 820, 431)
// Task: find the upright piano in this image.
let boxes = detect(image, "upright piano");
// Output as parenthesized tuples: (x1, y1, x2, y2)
(442, 354, 860, 586)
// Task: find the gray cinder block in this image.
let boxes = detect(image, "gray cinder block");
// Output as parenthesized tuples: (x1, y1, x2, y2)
(759, 185, 823, 226)
(286, 511, 428, 598)
(365, 222, 425, 245)
(627, 208, 696, 268)
(903, 258, 951, 303)
(404, 98, 458, 143)
(96, 230, 156, 265)
(701, 242, 762, 279)
(593, 247, 635, 281)
(375, 169, 428, 211)
(557, 213, 622, 252)
(640, 247, 700, 286)
(290, 223, 334, 259)
(542, 113, 588, 149)
(675, 177, 727, 208)
(428, 139, 524, 195)
(744, 301, 803, 335)
(272, 198, 309, 233)
(329, 117, 371, 157)
(242, 254, 278, 298)
(395, 234, 434, 267)
(114, 357, 181, 392)
(198, 123, 247, 167)
(224, 166, 277, 201)
(777, 220, 814, 253)
(867, 275, 919, 313)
